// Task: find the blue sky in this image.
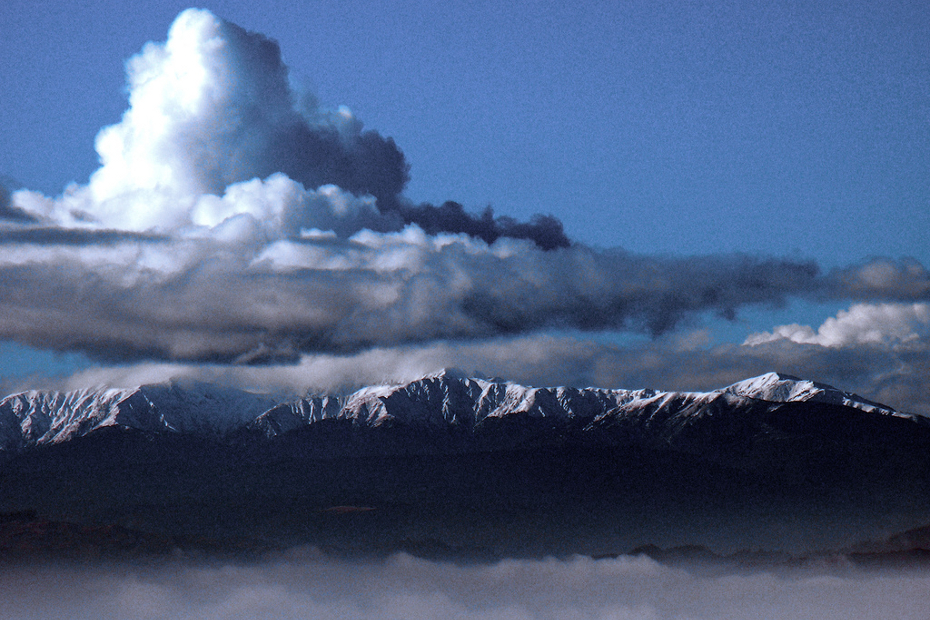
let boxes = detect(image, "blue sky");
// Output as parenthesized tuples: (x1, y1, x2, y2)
(1, 1, 929, 410)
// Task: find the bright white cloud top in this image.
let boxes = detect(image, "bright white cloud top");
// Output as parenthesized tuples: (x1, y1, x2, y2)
(747, 303, 930, 349)
(14, 9, 399, 235)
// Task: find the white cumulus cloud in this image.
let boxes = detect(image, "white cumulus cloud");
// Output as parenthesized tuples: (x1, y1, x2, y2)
(11, 8, 407, 235)
(746, 303, 930, 349)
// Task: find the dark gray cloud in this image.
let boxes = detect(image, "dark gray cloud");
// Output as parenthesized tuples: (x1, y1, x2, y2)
(209, 15, 572, 250)
(390, 202, 571, 251)
(0, 234, 821, 362)
(0, 226, 166, 245)
(1, 221, 928, 368)
(212, 18, 411, 211)
(825, 258, 930, 301)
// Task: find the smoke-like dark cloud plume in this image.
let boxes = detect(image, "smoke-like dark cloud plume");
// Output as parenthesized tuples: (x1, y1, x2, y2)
(219, 21, 411, 211)
(222, 16, 569, 249)
(392, 202, 570, 250)
(266, 115, 410, 212)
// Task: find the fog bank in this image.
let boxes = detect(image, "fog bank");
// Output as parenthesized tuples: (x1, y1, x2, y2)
(2, 553, 928, 620)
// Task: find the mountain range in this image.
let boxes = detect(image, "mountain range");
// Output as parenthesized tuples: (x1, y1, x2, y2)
(1, 371, 928, 560)
(1, 370, 915, 450)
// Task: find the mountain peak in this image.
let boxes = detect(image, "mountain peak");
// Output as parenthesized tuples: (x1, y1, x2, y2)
(723, 372, 817, 401)
(420, 368, 470, 382)
(722, 372, 897, 415)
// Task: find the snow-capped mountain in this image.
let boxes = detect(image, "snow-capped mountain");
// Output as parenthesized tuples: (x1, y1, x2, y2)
(2, 371, 929, 560)
(250, 368, 919, 439)
(722, 371, 900, 415)
(252, 368, 645, 436)
(0, 370, 919, 453)
(0, 381, 274, 451)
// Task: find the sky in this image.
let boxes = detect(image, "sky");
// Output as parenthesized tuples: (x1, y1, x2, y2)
(0, 1, 929, 413)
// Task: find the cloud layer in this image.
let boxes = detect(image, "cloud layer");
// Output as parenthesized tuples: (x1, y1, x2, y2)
(47, 317, 927, 417)
(2, 554, 929, 620)
(3, 221, 928, 365)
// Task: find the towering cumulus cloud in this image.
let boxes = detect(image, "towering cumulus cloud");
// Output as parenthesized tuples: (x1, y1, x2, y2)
(2, 8, 929, 411)
(15, 9, 407, 232)
(12, 8, 565, 247)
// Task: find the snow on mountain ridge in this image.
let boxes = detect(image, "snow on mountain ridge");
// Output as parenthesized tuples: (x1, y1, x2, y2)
(133, 381, 276, 435)
(0, 387, 137, 449)
(0, 372, 912, 451)
(0, 381, 274, 451)
(325, 370, 700, 433)
(723, 371, 898, 415)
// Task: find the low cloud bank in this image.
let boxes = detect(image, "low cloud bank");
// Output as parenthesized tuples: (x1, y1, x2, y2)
(0, 229, 830, 362)
(1, 554, 928, 620)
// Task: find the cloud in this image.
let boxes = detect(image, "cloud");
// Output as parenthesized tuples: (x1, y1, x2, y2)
(4, 7, 930, 411)
(0, 223, 834, 363)
(0, 180, 36, 223)
(3, 202, 930, 367)
(53, 333, 603, 397)
(0, 554, 928, 620)
(0, 227, 167, 246)
(825, 259, 930, 302)
(737, 302, 930, 414)
(43, 312, 927, 417)
(90, 7, 406, 227)
(393, 201, 570, 250)
(746, 302, 930, 349)
(10, 8, 565, 249)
